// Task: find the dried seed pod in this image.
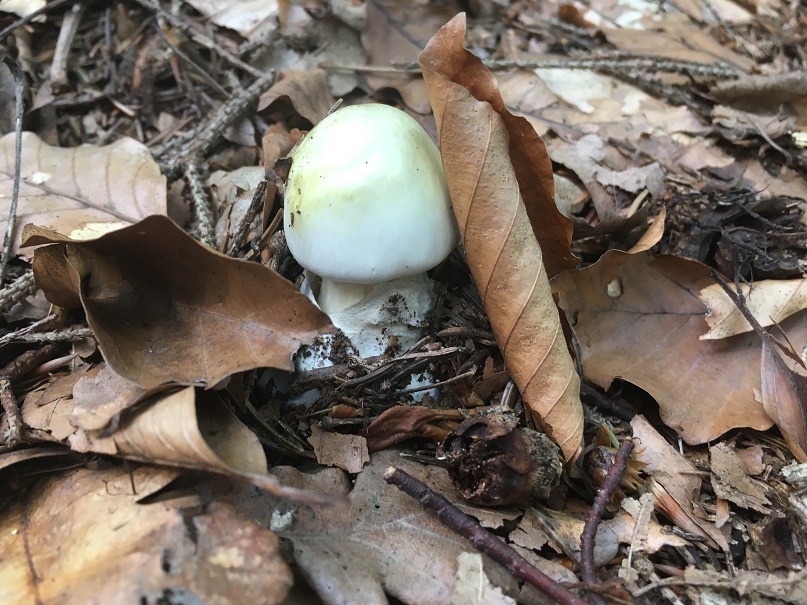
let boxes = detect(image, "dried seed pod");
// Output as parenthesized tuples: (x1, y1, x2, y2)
(438, 406, 563, 506)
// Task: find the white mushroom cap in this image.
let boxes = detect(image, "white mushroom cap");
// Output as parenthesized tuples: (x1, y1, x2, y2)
(284, 103, 456, 284)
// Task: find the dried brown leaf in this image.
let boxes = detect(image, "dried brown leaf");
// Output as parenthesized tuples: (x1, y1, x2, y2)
(25, 215, 331, 389)
(0, 133, 166, 256)
(420, 14, 583, 463)
(760, 339, 807, 462)
(699, 279, 807, 340)
(21, 370, 93, 441)
(70, 363, 155, 432)
(67, 386, 329, 503)
(627, 206, 666, 254)
(420, 17, 576, 277)
(603, 15, 755, 72)
(361, 0, 458, 113)
(632, 415, 729, 550)
(361, 405, 463, 452)
(0, 465, 292, 605)
(257, 69, 335, 125)
(308, 424, 369, 473)
(551, 252, 807, 444)
(709, 442, 771, 513)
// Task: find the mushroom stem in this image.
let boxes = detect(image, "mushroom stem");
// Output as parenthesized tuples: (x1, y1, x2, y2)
(318, 278, 374, 314)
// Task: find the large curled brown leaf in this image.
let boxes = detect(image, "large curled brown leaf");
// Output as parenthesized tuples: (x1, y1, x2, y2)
(0, 133, 166, 256)
(24, 215, 331, 389)
(420, 14, 583, 463)
(22, 377, 330, 504)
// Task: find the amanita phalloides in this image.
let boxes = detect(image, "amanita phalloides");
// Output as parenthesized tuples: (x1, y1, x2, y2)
(284, 103, 457, 367)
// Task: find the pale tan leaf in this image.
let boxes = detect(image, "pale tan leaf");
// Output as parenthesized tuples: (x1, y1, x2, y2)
(308, 424, 369, 474)
(0, 0, 45, 18)
(453, 553, 516, 605)
(0, 133, 166, 256)
(709, 442, 772, 512)
(184, 0, 279, 41)
(700, 279, 807, 339)
(0, 466, 292, 605)
(627, 206, 666, 254)
(420, 14, 583, 463)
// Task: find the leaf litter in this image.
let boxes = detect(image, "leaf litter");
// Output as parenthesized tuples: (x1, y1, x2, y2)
(0, 0, 806, 604)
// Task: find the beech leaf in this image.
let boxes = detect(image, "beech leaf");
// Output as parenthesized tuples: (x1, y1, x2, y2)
(552, 251, 807, 444)
(24, 215, 331, 389)
(419, 14, 583, 463)
(0, 133, 166, 256)
(759, 339, 807, 462)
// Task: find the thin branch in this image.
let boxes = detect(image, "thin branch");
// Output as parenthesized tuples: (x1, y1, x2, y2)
(130, 0, 265, 79)
(185, 161, 216, 248)
(0, 55, 25, 286)
(0, 0, 76, 44)
(0, 270, 37, 313)
(580, 438, 635, 594)
(160, 71, 276, 179)
(49, 2, 85, 88)
(321, 54, 742, 78)
(227, 177, 267, 256)
(0, 343, 65, 447)
(384, 466, 588, 605)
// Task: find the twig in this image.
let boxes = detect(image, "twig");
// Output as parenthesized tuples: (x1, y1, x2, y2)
(378, 369, 477, 397)
(384, 466, 588, 605)
(320, 54, 742, 78)
(0, 343, 65, 447)
(339, 347, 465, 389)
(0, 313, 59, 347)
(0, 270, 37, 313)
(184, 162, 216, 248)
(227, 177, 267, 256)
(0, 0, 76, 44)
(130, 0, 265, 79)
(580, 438, 635, 598)
(160, 71, 276, 179)
(0, 55, 25, 286)
(0, 375, 20, 446)
(10, 327, 94, 344)
(49, 2, 85, 88)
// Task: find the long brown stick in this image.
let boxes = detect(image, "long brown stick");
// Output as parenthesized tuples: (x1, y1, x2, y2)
(384, 466, 588, 605)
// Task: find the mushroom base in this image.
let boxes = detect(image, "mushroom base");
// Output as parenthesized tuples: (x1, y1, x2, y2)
(294, 271, 434, 365)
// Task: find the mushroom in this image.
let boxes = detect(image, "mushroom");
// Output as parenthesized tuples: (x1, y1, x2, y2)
(284, 103, 456, 361)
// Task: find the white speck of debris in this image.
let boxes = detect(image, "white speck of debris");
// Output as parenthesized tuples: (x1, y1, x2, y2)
(30, 171, 51, 184)
(607, 278, 622, 299)
(270, 509, 294, 532)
